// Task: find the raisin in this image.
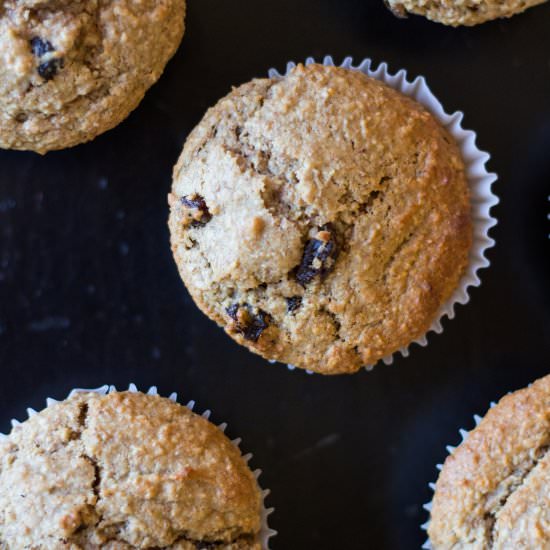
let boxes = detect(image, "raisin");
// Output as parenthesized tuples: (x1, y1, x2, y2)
(30, 37, 64, 81)
(30, 37, 54, 57)
(295, 224, 339, 286)
(286, 296, 302, 313)
(37, 58, 64, 81)
(181, 194, 212, 227)
(226, 304, 270, 342)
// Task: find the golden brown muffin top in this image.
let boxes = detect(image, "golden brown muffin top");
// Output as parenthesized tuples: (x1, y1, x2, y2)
(386, 0, 547, 26)
(0, 0, 185, 153)
(169, 63, 471, 374)
(429, 374, 550, 549)
(0, 391, 262, 549)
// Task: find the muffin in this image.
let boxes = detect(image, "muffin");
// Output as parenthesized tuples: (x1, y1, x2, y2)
(0, 0, 186, 153)
(385, 0, 547, 26)
(0, 391, 263, 548)
(428, 374, 550, 548)
(169, 63, 472, 375)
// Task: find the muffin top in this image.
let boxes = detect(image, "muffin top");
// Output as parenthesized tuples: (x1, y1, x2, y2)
(0, 0, 185, 153)
(429, 374, 550, 548)
(0, 391, 262, 549)
(169, 63, 471, 374)
(385, 0, 546, 26)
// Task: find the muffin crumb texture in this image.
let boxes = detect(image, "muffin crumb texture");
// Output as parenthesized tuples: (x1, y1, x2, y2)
(429, 374, 550, 549)
(169, 63, 472, 374)
(385, 0, 547, 26)
(0, 392, 262, 549)
(0, 0, 186, 153)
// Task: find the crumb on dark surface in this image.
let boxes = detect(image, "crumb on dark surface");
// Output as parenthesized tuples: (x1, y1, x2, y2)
(383, 0, 408, 18)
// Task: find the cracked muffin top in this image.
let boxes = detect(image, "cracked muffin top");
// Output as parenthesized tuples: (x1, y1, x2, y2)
(168, 63, 472, 375)
(0, 0, 185, 153)
(385, 0, 547, 26)
(0, 391, 263, 549)
(429, 374, 550, 549)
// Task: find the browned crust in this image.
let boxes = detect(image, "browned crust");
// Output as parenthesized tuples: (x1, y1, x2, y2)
(0, 391, 262, 548)
(429, 374, 550, 548)
(384, 0, 547, 26)
(169, 64, 472, 375)
(0, 0, 186, 153)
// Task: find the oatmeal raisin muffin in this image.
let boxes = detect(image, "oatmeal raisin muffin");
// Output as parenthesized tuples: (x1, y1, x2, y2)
(385, 0, 547, 26)
(429, 374, 550, 549)
(0, 391, 263, 548)
(0, 0, 186, 153)
(169, 63, 472, 375)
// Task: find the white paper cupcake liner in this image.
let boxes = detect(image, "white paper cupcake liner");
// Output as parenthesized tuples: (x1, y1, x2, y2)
(420, 400, 497, 549)
(0, 383, 276, 549)
(268, 55, 499, 374)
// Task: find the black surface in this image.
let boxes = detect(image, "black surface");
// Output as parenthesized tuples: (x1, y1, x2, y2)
(1, 1, 550, 548)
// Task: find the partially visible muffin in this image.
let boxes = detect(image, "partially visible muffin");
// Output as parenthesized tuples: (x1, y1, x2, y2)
(169, 63, 472, 375)
(385, 0, 547, 26)
(429, 374, 550, 548)
(0, 391, 263, 549)
(0, 0, 186, 153)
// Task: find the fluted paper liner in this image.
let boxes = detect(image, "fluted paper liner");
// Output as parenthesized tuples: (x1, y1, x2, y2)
(0, 384, 276, 549)
(268, 56, 499, 373)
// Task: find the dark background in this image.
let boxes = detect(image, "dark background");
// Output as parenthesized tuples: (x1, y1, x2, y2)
(1, 1, 550, 548)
